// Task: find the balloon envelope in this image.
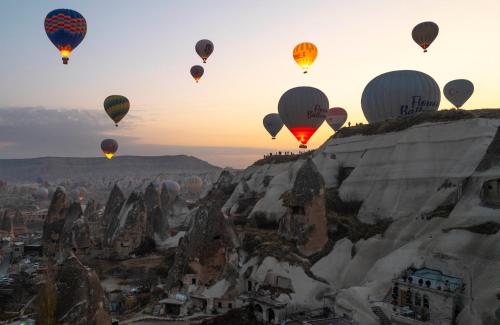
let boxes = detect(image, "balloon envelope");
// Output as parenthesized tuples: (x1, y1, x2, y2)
(444, 79, 474, 109)
(44, 9, 87, 64)
(34, 187, 49, 200)
(190, 65, 204, 82)
(104, 95, 130, 126)
(361, 70, 440, 123)
(263, 113, 284, 139)
(163, 180, 181, 197)
(195, 39, 214, 63)
(101, 139, 118, 160)
(293, 42, 318, 73)
(326, 107, 348, 131)
(183, 176, 203, 194)
(412, 21, 439, 52)
(278, 86, 329, 148)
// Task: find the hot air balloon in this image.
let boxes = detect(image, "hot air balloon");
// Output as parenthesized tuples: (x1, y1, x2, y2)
(361, 70, 440, 123)
(195, 39, 214, 63)
(326, 107, 348, 131)
(293, 42, 318, 73)
(101, 139, 118, 160)
(412, 21, 439, 53)
(44, 9, 87, 64)
(444, 79, 474, 109)
(183, 176, 203, 195)
(104, 95, 130, 127)
(33, 187, 49, 200)
(163, 180, 181, 197)
(278, 86, 329, 148)
(152, 179, 162, 190)
(263, 113, 284, 139)
(190, 65, 204, 82)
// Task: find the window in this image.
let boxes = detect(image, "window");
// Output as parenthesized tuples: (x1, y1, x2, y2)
(192, 278, 196, 285)
(406, 290, 412, 305)
(218, 302, 222, 308)
(228, 303, 232, 309)
(415, 293, 421, 306)
(292, 206, 305, 215)
(423, 295, 429, 308)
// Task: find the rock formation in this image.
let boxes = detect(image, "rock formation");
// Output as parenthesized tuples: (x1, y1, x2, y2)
(144, 182, 161, 237)
(54, 255, 111, 325)
(279, 158, 328, 256)
(166, 170, 237, 290)
(103, 192, 147, 259)
(160, 183, 190, 230)
(226, 110, 500, 324)
(84, 200, 102, 246)
(42, 188, 69, 257)
(101, 184, 125, 233)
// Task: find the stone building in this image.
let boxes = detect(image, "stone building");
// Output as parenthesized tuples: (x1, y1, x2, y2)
(390, 267, 465, 324)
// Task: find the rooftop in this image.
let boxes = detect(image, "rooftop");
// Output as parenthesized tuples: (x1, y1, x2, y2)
(397, 267, 463, 292)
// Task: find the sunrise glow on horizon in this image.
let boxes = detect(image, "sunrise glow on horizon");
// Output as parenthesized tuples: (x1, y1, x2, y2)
(1, 0, 500, 167)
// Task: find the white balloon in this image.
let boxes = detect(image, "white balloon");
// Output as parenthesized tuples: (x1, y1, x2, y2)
(34, 187, 49, 200)
(263, 113, 283, 139)
(361, 70, 441, 123)
(444, 79, 474, 109)
(163, 180, 181, 197)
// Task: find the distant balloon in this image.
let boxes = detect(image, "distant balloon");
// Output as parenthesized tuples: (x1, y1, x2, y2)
(152, 180, 161, 190)
(263, 113, 284, 139)
(104, 95, 130, 127)
(163, 180, 181, 197)
(101, 139, 118, 160)
(361, 70, 441, 123)
(412, 21, 439, 53)
(326, 107, 348, 131)
(444, 79, 474, 109)
(77, 187, 88, 201)
(33, 187, 49, 200)
(44, 9, 87, 64)
(195, 39, 214, 63)
(190, 65, 204, 82)
(278, 86, 329, 148)
(183, 176, 203, 195)
(293, 42, 318, 73)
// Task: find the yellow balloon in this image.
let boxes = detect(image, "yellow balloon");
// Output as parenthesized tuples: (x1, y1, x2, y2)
(293, 42, 317, 73)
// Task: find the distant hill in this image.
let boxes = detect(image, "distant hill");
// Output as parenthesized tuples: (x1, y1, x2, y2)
(0, 155, 221, 182)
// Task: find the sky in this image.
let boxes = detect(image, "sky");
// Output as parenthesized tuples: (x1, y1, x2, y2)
(1, 0, 500, 168)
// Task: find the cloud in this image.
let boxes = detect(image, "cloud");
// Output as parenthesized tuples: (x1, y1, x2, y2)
(0, 107, 134, 157)
(0, 107, 268, 168)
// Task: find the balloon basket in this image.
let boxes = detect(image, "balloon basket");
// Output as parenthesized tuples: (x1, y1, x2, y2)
(62, 57, 69, 64)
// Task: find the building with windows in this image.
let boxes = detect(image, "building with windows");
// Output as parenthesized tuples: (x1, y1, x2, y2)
(390, 267, 465, 325)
